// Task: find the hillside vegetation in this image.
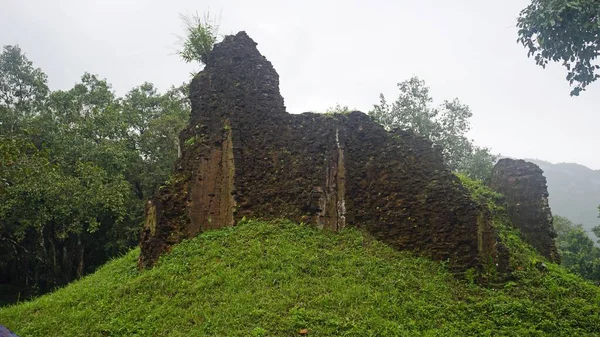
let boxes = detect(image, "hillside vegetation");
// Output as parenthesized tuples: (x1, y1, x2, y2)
(1, 179, 599, 337)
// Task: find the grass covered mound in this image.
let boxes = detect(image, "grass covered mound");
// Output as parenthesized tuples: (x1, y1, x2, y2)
(1, 179, 599, 336)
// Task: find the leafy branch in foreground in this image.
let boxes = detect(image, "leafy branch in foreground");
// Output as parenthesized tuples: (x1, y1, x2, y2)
(517, 0, 600, 96)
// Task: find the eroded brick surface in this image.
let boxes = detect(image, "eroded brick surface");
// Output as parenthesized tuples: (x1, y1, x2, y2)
(138, 32, 502, 273)
(489, 159, 560, 262)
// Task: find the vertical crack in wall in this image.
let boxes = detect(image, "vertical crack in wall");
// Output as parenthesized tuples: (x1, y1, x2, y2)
(145, 201, 157, 237)
(188, 122, 236, 235)
(335, 127, 346, 231)
(318, 127, 347, 231)
(222, 124, 236, 227)
(476, 209, 504, 272)
(322, 152, 337, 230)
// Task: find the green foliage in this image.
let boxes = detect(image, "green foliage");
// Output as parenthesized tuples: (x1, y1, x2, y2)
(593, 205, 600, 243)
(370, 77, 497, 179)
(517, 0, 600, 96)
(177, 11, 221, 65)
(0, 45, 49, 134)
(0, 136, 132, 293)
(0, 45, 190, 301)
(553, 215, 600, 281)
(458, 174, 558, 274)
(1, 219, 599, 336)
(122, 82, 190, 199)
(324, 103, 354, 115)
(370, 77, 440, 137)
(460, 172, 600, 285)
(456, 174, 505, 214)
(455, 146, 498, 182)
(184, 136, 197, 146)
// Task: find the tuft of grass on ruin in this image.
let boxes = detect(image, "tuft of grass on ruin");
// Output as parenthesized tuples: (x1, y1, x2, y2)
(1, 217, 599, 336)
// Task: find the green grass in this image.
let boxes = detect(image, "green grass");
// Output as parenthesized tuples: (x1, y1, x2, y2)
(1, 217, 599, 336)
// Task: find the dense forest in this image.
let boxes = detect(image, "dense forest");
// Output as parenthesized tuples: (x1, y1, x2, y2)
(0, 45, 190, 302)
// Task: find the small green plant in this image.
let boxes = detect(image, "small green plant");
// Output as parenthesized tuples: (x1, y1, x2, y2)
(177, 11, 221, 65)
(464, 267, 478, 285)
(250, 327, 268, 337)
(184, 136, 196, 146)
(324, 103, 353, 115)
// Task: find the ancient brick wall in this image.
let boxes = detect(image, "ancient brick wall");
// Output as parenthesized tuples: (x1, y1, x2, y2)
(342, 117, 495, 271)
(138, 31, 502, 273)
(489, 159, 560, 262)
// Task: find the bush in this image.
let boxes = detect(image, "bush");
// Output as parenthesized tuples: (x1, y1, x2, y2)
(177, 11, 221, 65)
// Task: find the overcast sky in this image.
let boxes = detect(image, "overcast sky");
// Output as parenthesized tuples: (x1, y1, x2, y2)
(2, 0, 599, 169)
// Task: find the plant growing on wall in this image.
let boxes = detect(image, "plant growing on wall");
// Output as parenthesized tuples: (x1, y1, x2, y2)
(177, 11, 221, 65)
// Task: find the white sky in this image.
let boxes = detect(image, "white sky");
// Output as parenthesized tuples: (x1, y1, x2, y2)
(2, 0, 599, 169)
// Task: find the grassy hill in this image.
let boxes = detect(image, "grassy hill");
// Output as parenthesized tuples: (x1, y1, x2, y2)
(1, 180, 599, 336)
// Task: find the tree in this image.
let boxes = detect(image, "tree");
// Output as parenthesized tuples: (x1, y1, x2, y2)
(517, 0, 600, 96)
(177, 11, 221, 65)
(0, 143, 131, 290)
(455, 146, 498, 182)
(0, 45, 49, 134)
(0, 45, 190, 303)
(369, 77, 497, 179)
(593, 205, 600, 244)
(370, 77, 439, 137)
(123, 83, 190, 199)
(553, 215, 600, 281)
(0, 71, 136, 296)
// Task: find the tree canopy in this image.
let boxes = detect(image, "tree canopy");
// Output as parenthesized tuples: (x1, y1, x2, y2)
(0, 45, 48, 134)
(0, 45, 190, 302)
(553, 215, 600, 281)
(517, 0, 600, 96)
(369, 77, 497, 181)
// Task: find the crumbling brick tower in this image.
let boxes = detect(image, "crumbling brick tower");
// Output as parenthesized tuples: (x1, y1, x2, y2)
(489, 159, 560, 262)
(138, 31, 504, 274)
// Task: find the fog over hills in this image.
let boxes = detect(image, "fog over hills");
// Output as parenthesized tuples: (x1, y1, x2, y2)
(526, 158, 600, 242)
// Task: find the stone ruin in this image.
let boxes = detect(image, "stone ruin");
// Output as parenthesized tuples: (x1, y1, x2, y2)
(489, 159, 560, 262)
(138, 31, 505, 274)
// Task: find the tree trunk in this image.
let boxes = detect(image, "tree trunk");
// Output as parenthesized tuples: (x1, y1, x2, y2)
(76, 236, 84, 279)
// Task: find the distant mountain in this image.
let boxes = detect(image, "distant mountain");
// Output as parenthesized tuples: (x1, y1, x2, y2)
(526, 159, 600, 241)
